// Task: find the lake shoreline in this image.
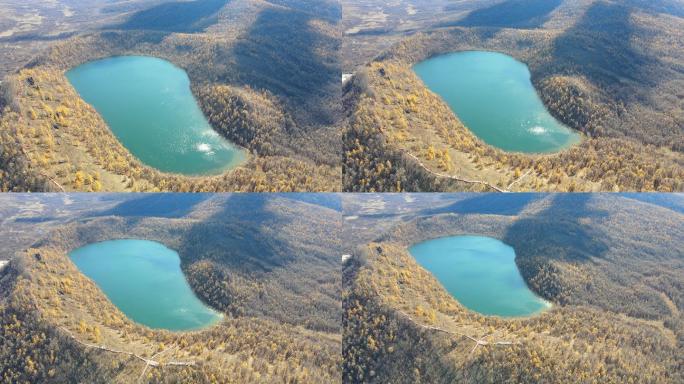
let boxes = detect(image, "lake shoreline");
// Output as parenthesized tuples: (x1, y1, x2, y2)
(66, 55, 247, 176)
(409, 235, 551, 318)
(69, 239, 223, 331)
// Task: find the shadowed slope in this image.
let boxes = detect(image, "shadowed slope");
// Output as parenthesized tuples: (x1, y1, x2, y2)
(180, 194, 343, 332)
(231, 6, 341, 128)
(455, 0, 563, 28)
(426, 193, 543, 216)
(94, 194, 212, 218)
(552, 2, 655, 87)
(114, 0, 229, 32)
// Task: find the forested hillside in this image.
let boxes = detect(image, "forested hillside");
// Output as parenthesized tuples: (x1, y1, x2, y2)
(343, 193, 684, 383)
(0, 0, 342, 192)
(342, 0, 684, 192)
(0, 194, 342, 383)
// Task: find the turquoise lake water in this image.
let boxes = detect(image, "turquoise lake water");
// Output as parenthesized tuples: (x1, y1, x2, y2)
(66, 56, 245, 175)
(69, 239, 222, 331)
(409, 235, 550, 317)
(413, 51, 580, 153)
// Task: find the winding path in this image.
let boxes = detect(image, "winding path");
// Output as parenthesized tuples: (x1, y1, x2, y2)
(59, 327, 195, 382)
(405, 152, 532, 192)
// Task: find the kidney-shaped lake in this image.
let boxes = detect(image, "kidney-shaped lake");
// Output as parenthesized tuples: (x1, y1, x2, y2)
(66, 56, 246, 175)
(413, 51, 580, 153)
(69, 239, 222, 331)
(409, 235, 550, 317)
